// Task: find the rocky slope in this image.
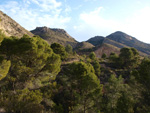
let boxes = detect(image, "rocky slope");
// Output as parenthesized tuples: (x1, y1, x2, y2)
(86, 31, 150, 57)
(0, 10, 33, 38)
(1, 9, 150, 57)
(75, 42, 95, 50)
(106, 31, 150, 55)
(31, 26, 78, 47)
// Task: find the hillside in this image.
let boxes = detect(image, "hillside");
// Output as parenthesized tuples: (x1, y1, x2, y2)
(0, 10, 33, 38)
(75, 41, 95, 50)
(86, 31, 150, 57)
(94, 43, 120, 57)
(31, 26, 78, 47)
(1, 9, 150, 113)
(0, 9, 150, 57)
(106, 31, 150, 54)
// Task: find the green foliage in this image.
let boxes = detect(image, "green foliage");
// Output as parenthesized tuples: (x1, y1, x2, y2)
(55, 62, 103, 113)
(133, 58, 150, 112)
(51, 43, 68, 60)
(103, 75, 136, 113)
(0, 89, 43, 113)
(104, 75, 124, 112)
(137, 58, 150, 88)
(0, 30, 6, 44)
(102, 53, 107, 59)
(0, 27, 148, 113)
(0, 35, 61, 89)
(73, 51, 77, 55)
(65, 44, 73, 54)
(0, 59, 11, 80)
(92, 60, 101, 77)
(89, 52, 96, 60)
(42, 53, 61, 76)
(119, 47, 140, 68)
(109, 52, 118, 63)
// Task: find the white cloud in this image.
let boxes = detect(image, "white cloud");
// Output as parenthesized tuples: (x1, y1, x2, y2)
(31, 0, 61, 11)
(72, 7, 121, 41)
(120, 7, 150, 43)
(73, 6, 150, 43)
(0, 0, 70, 30)
(64, 5, 71, 14)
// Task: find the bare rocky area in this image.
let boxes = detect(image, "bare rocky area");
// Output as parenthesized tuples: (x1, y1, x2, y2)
(0, 11, 33, 38)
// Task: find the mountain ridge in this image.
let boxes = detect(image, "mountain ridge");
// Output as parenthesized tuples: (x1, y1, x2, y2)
(31, 26, 78, 47)
(0, 10, 150, 57)
(0, 10, 33, 38)
(86, 31, 150, 56)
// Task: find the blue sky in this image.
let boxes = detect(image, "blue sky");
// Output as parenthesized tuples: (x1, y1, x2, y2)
(0, 0, 150, 43)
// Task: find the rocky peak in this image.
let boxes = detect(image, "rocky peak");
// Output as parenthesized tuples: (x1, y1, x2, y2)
(86, 36, 105, 46)
(0, 10, 33, 38)
(33, 27, 67, 34)
(34, 26, 51, 33)
(31, 26, 78, 47)
(106, 31, 133, 41)
(51, 28, 67, 34)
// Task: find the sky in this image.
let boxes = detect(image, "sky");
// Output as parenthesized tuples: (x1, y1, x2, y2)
(0, 0, 150, 43)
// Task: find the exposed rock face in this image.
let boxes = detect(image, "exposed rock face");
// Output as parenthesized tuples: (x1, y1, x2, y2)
(31, 26, 78, 47)
(0, 10, 33, 38)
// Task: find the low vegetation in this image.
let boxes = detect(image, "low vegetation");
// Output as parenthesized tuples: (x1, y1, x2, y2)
(0, 32, 150, 113)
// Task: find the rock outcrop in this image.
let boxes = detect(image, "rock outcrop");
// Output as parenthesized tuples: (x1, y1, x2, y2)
(31, 26, 78, 47)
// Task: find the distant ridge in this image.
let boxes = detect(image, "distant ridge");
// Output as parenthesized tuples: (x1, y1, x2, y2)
(0, 10, 33, 38)
(86, 31, 150, 56)
(1, 9, 150, 56)
(106, 31, 150, 55)
(31, 26, 78, 47)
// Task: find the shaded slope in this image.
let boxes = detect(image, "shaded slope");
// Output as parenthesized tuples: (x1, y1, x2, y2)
(87, 36, 105, 46)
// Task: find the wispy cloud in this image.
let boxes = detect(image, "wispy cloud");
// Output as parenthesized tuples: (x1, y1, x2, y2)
(72, 7, 120, 41)
(0, 0, 70, 30)
(121, 7, 150, 42)
(84, 0, 97, 2)
(73, 6, 150, 43)
(31, 0, 62, 11)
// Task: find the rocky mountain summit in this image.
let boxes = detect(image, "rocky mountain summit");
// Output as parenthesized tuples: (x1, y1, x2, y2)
(0, 10, 33, 38)
(0, 10, 150, 57)
(86, 31, 150, 56)
(31, 26, 78, 47)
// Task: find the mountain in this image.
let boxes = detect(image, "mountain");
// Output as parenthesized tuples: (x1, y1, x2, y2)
(86, 31, 150, 57)
(31, 26, 78, 47)
(0, 10, 33, 38)
(87, 36, 105, 46)
(106, 31, 150, 55)
(1, 10, 150, 56)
